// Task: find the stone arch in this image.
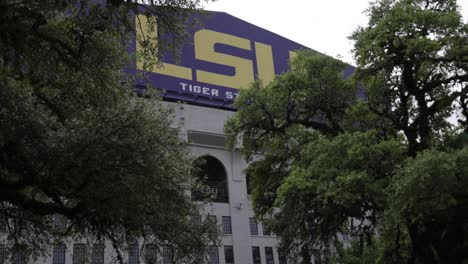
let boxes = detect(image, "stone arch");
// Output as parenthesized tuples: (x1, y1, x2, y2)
(192, 155, 229, 203)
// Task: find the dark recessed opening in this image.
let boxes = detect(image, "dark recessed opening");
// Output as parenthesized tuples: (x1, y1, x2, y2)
(192, 156, 229, 203)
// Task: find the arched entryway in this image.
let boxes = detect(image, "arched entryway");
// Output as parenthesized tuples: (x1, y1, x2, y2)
(191, 155, 229, 203)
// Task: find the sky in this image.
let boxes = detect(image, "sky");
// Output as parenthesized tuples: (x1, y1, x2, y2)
(203, 0, 468, 65)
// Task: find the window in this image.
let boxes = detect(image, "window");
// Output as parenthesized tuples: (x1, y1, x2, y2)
(208, 246, 219, 264)
(265, 247, 274, 264)
(128, 243, 139, 264)
(342, 233, 350, 241)
(52, 244, 66, 264)
(194, 253, 204, 264)
(144, 244, 157, 264)
(252, 247, 261, 264)
(279, 255, 288, 264)
(222, 216, 232, 235)
(192, 214, 202, 226)
(162, 245, 173, 264)
(53, 214, 67, 230)
(262, 222, 272, 236)
(245, 173, 252, 195)
(249, 218, 258, 236)
(224, 246, 234, 264)
(192, 156, 229, 203)
(12, 249, 27, 264)
(207, 215, 218, 235)
(0, 244, 5, 264)
(13, 217, 27, 233)
(0, 215, 6, 232)
(91, 244, 105, 264)
(73, 244, 86, 264)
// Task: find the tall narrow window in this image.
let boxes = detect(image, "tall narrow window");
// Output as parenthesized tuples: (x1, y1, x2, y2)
(265, 247, 274, 264)
(224, 246, 234, 264)
(192, 214, 202, 226)
(245, 173, 252, 195)
(91, 244, 104, 264)
(252, 247, 261, 264)
(13, 215, 27, 233)
(144, 244, 157, 264)
(53, 214, 67, 230)
(279, 255, 288, 264)
(249, 218, 258, 236)
(0, 244, 6, 264)
(162, 245, 173, 264)
(73, 244, 86, 264)
(222, 216, 232, 235)
(262, 222, 272, 236)
(52, 244, 66, 264)
(207, 215, 218, 235)
(12, 249, 27, 264)
(192, 156, 229, 203)
(194, 253, 204, 264)
(128, 243, 139, 264)
(208, 246, 219, 264)
(0, 215, 6, 232)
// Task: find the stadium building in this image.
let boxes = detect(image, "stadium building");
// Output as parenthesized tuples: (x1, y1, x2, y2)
(138, 11, 307, 264)
(131, 11, 353, 264)
(146, 11, 303, 264)
(3, 10, 353, 264)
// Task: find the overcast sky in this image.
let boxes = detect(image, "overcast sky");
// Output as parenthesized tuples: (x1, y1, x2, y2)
(204, 0, 468, 65)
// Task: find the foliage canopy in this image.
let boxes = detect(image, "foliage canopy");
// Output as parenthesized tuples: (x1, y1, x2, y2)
(0, 0, 214, 262)
(226, 0, 468, 263)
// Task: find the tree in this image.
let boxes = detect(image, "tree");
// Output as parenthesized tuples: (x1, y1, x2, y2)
(350, 0, 468, 262)
(351, 0, 468, 156)
(226, 0, 468, 263)
(0, 0, 214, 262)
(226, 51, 381, 263)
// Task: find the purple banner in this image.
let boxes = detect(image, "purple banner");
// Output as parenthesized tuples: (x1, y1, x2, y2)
(131, 11, 353, 110)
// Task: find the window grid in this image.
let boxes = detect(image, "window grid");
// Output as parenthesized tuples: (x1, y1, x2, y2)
(342, 233, 350, 241)
(0, 216, 6, 232)
(192, 214, 202, 226)
(208, 246, 219, 264)
(252, 247, 261, 264)
(222, 216, 232, 235)
(162, 245, 173, 264)
(53, 215, 67, 230)
(224, 246, 234, 264)
(12, 249, 27, 264)
(194, 253, 204, 264)
(279, 255, 288, 264)
(207, 215, 218, 235)
(73, 244, 86, 264)
(249, 218, 258, 236)
(144, 244, 157, 264)
(14, 218, 27, 233)
(265, 247, 275, 264)
(91, 244, 104, 264)
(246, 173, 252, 195)
(0, 244, 5, 264)
(52, 244, 66, 264)
(128, 243, 139, 264)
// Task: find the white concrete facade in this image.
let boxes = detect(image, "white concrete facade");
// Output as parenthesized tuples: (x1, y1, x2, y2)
(174, 102, 282, 264)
